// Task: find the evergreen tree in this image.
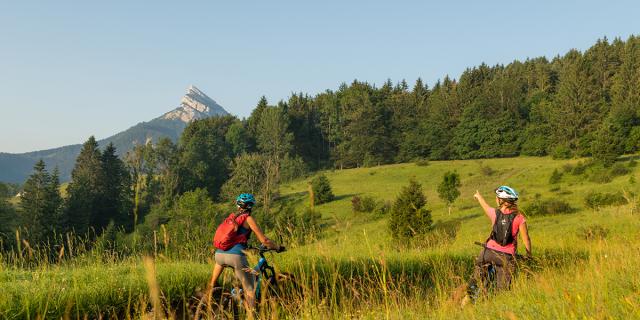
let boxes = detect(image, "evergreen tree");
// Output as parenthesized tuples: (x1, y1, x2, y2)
(20, 160, 62, 244)
(47, 167, 63, 231)
(0, 192, 17, 250)
(309, 174, 334, 205)
(609, 36, 640, 153)
(99, 143, 133, 230)
(389, 180, 432, 240)
(65, 136, 104, 233)
(550, 50, 605, 156)
(246, 96, 270, 149)
(592, 122, 623, 166)
(287, 93, 327, 169)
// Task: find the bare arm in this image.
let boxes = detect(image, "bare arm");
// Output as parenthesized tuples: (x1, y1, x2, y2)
(519, 221, 532, 257)
(245, 216, 280, 250)
(474, 190, 493, 220)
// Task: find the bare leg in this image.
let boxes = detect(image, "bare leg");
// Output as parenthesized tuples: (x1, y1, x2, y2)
(209, 263, 224, 288)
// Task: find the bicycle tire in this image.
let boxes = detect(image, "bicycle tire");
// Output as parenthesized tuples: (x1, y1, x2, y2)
(192, 287, 238, 320)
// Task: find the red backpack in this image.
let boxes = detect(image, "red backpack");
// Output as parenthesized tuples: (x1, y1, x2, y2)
(213, 212, 250, 250)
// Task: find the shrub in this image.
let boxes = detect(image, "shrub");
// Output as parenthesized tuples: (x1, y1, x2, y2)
(584, 192, 627, 209)
(524, 198, 573, 216)
(588, 170, 612, 184)
(562, 163, 575, 173)
(310, 174, 334, 205)
(351, 195, 377, 213)
(373, 201, 392, 216)
(351, 196, 362, 212)
(549, 169, 563, 184)
(480, 165, 495, 176)
(545, 199, 573, 215)
(571, 161, 588, 175)
(577, 224, 609, 241)
(610, 163, 631, 177)
(552, 144, 573, 160)
(389, 180, 432, 240)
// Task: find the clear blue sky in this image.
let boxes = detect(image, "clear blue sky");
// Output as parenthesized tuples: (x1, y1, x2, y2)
(1, 0, 638, 153)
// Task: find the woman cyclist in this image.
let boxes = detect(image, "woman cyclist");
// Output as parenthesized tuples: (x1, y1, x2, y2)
(208, 193, 282, 310)
(467, 186, 532, 298)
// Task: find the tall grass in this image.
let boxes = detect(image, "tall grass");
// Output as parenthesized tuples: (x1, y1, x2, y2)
(1, 156, 639, 319)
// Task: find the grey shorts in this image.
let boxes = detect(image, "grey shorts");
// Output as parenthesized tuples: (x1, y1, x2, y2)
(215, 252, 255, 293)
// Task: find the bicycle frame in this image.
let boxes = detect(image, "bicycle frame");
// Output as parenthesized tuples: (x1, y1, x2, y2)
(253, 251, 276, 298)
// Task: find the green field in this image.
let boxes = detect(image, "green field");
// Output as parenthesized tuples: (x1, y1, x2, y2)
(2, 156, 640, 319)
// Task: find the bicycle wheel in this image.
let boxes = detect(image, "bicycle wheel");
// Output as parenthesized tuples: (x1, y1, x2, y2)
(192, 287, 238, 320)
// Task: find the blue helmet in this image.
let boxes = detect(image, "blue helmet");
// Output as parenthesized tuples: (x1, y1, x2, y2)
(236, 193, 256, 209)
(495, 186, 518, 201)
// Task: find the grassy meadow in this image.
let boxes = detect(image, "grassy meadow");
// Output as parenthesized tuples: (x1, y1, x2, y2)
(2, 156, 640, 319)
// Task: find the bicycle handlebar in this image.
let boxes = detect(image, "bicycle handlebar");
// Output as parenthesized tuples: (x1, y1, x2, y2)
(473, 241, 532, 261)
(245, 245, 286, 253)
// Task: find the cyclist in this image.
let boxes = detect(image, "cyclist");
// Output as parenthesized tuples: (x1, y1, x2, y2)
(467, 186, 532, 298)
(208, 193, 283, 310)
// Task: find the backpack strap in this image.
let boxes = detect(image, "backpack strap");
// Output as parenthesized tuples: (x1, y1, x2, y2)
(487, 208, 507, 244)
(235, 213, 249, 226)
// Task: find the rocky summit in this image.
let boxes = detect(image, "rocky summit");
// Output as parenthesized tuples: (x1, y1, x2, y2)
(161, 85, 228, 122)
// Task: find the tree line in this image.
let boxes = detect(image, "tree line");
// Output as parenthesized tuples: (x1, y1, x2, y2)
(1, 35, 639, 252)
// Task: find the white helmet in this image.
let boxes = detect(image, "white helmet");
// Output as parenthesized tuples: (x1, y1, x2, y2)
(495, 186, 518, 201)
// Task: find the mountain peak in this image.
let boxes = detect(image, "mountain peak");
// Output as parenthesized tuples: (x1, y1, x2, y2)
(160, 85, 229, 122)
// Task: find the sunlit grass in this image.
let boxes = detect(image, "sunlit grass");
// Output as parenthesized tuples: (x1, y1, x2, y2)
(1, 156, 639, 318)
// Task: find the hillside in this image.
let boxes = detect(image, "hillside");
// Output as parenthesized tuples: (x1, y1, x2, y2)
(0, 85, 228, 183)
(2, 156, 639, 319)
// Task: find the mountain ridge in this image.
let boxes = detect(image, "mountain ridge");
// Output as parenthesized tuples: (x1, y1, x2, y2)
(0, 86, 229, 183)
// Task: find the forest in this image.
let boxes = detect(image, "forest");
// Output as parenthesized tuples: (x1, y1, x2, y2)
(1, 35, 639, 256)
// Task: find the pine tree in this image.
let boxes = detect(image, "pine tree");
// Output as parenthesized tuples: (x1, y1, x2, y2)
(47, 167, 63, 232)
(609, 36, 640, 153)
(310, 174, 334, 205)
(247, 96, 269, 144)
(550, 50, 604, 155)
(20, 160, 62, 244)
(592, 122, 623, 166)
(99, 143, 133, 231)
(389, 180, 432, 240)
(65, 136, 104, 233)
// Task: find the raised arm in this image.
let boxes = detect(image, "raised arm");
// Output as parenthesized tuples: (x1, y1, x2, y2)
(519, 221, 532, 257)
(245, 216, 280, 250)
(474, 190, 493, 219)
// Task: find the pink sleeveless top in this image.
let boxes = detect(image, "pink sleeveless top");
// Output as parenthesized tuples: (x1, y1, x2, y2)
(486, 208, 525, 255)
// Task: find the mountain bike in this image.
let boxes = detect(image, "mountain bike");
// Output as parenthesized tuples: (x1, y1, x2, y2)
(193, 245, 301, 319)
(465, 241, 532, 304)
